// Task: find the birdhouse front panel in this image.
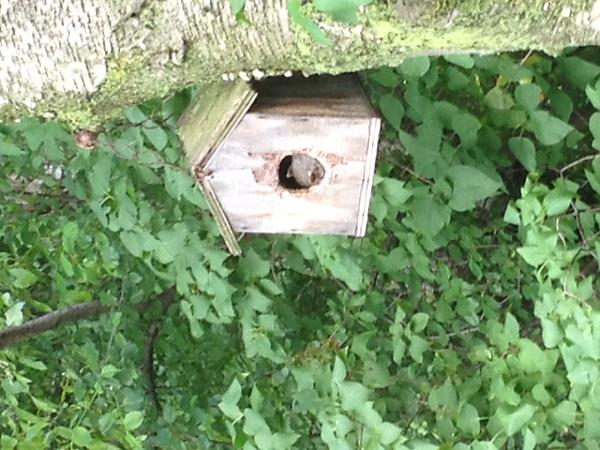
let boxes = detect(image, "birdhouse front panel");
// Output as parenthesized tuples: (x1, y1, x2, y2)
(204, 110, 379, 236)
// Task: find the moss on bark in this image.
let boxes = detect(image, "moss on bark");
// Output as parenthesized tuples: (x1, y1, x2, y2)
(1, 0, 599, 128)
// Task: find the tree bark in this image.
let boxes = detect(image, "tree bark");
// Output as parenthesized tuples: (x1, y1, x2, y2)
(1, 0, 600, 125)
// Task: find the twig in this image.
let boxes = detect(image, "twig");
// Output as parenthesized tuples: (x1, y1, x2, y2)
(144, 321, 162, 413)
(519, 49, 534, 66)
(560, 155, 597, 176)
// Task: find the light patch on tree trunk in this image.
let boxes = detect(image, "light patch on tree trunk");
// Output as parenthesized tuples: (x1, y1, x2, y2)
(0, 0, 114, 107)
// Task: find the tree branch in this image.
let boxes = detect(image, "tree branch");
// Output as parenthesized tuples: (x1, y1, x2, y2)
(0, 301, 109, 350)
(144, 320, 162, 413)
(0, 287, 177, 351)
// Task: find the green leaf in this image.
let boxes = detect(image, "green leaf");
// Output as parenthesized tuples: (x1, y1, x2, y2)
(378, 94, 404, 130)
(532, 383, 552, 406)
(400, 56, 430, 78)
(515, 84, 542, 111)
(409, 335, 429, 363)
(549, 89, 573, 121)
(368, 67, 400, 88)
(484, 86, 514, 110)
(589, 112, 600, 149)
(523, 428, 536, 450)
(122, 411, 144, 431)
(316, 248, 364, 291)
(379, 177, 412, 208)
(409, 189, 450, 237)
(339, 381, 369, 411)
(428, 378, 457, 411)
(272, 432, 300, 449)
(378, 422, 402, 445)
(288, 0, 331, 46)
(243, 408, 270, 436)
(238, 249, 271, 280)
(100, 365, 120, 378)
(457, 404, 480, 436)
(219, 379, 243, 420)
(443, 54, 474, 69)
(517, 246, 546, 267)
(229, 0, 246, 15)
(313, 0, 372, 24)
(503, 203, 520, 225)
(124, 106, 147, 124)
(509, 137, 536, 172)
(541, 319, 562, 348)
(119, 230, 144, 257)
(410, 313, 429, 333)
(543, 185, 574, 216)
(164, 166, 196, 202)
(529, 111, 574, 146)
(585, 157, 600, 194)
(0, 140, 24, 156)
(62, 221, 79, 253)
(88, 152, 113, 198)
(399, 119, 442, 178)
(559, 56, 600, 89)
(504, 312, 520, 343)
(9, 268, 39, 289)
(550, 400, 577, 427)
(143, 124, 168, 151)
(4, 301, 24, 326)
(71, 427, 91, 448)
(586, 83, 600, 110)
(500, 404, 537, 436)
(452, 112, 481, 148)
(518, 339, 549, 374)
(448, 165, 503, 212)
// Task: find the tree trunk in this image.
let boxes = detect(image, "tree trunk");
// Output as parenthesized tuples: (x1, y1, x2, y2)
(1, 0, 600, 126)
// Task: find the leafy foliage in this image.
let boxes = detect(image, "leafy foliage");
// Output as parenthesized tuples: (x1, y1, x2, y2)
(1, 47, 600, 450)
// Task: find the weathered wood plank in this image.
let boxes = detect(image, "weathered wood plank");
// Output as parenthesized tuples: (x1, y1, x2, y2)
(178, 80, 257, 168)
(206, 115, 375, 235)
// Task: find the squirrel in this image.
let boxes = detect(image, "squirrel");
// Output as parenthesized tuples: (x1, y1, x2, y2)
(285, 154, 325, 188)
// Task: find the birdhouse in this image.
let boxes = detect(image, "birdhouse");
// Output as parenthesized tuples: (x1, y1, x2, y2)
(178, 74, 381, 255)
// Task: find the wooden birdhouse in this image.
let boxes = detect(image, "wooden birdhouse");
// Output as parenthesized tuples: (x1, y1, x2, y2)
(178, 74, 381, 255)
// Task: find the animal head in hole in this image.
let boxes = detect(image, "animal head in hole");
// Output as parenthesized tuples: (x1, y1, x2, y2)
(279, 154, 325, 189)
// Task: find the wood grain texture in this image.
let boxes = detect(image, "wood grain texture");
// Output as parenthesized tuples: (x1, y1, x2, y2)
(178, 80, 257, 168)
(206, 113, 379, 236)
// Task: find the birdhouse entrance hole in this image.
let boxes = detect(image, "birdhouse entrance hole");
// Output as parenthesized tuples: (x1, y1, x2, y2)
(278, 154, 325, 190)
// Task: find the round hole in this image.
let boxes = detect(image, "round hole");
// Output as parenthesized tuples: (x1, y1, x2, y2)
(278, 154, 325, 190)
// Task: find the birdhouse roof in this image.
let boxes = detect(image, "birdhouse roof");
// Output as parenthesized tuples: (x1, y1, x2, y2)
(178, 80, 257, 255)
(178, 80, 257, 170)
